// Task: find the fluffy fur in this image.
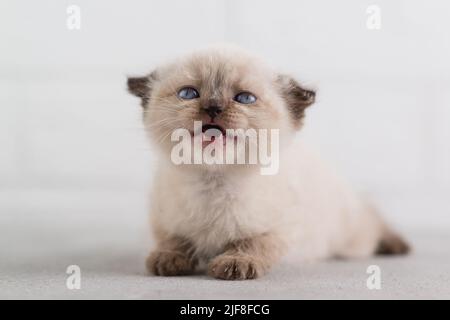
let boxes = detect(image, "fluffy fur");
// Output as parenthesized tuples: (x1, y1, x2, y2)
(127, 45, 409, 280)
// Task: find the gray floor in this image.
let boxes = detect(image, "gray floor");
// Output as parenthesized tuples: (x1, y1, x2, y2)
(1, 190, 450, 300)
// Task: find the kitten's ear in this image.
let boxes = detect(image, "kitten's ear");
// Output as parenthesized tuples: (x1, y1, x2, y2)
(127, 71, 157, 107)
(277, 75, 316, 129)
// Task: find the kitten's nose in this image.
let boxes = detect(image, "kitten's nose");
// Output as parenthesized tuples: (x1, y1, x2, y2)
(204, 106, 223, 120)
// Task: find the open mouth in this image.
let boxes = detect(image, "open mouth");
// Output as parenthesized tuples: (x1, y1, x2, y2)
(202, 123, 226, 136)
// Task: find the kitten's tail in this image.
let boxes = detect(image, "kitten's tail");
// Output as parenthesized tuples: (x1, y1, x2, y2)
(365, 200, 411, 256)
(375, 228, 411, 255)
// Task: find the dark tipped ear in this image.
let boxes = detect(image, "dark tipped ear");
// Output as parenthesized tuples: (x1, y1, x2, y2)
(127, 71, 157, 107)
(127, 77, 149, 98)
(277, 75, 316, 129)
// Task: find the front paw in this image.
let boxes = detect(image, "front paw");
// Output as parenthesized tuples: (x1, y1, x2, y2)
(208, 255, 264, 280)
(146, 251, 195, 276)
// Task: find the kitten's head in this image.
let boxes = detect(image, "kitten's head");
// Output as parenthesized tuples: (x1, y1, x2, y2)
(127, 46, 315, 165)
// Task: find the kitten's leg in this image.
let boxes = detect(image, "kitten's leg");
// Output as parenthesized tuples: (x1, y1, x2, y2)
(208, 233, 284, 280)
(146, 236, 198, 276)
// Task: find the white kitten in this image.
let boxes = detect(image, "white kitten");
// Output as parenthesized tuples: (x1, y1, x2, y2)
(127, 46, 409, 280)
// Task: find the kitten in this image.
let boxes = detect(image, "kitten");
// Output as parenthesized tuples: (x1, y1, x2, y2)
(127, 45, 409, 280)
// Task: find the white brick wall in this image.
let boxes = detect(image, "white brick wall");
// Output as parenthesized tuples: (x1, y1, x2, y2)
(1, 0, 449, 227)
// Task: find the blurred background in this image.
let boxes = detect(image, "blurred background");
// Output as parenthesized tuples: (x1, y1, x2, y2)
(0, 0, 449, 299)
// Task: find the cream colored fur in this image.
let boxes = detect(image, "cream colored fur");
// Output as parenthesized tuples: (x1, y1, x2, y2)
(151, 140, 383, 262)
(127, 45, 408, 280)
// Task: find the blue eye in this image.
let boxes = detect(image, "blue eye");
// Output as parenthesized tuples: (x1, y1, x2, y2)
(178, 87, 199, 100)
(234, 92, 257, 104)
